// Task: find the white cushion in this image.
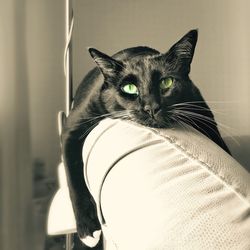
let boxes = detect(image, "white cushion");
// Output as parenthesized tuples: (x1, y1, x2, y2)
(83, 118, 250, 250)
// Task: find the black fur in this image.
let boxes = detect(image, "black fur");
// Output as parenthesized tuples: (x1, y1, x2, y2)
(61, 30, 230, 246)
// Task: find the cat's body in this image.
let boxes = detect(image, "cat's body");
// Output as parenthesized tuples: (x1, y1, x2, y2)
(61, 30, 230, 247)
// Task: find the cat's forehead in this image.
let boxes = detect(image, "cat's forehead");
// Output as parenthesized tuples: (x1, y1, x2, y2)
(123, 54, 164, 74)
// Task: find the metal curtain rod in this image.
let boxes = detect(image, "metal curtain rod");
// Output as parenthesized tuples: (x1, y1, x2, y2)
(65, 0, 74, 117)
(65, 0, 74, 249)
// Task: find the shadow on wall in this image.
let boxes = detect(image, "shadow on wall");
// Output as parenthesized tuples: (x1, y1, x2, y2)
(225, 136, 250, 172)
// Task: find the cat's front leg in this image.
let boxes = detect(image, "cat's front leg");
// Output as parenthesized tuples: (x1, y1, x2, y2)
(61, 128, 101, 246)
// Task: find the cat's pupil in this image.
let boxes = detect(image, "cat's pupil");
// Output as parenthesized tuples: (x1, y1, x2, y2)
(121, 83, 139, 95)
(160, 77, 173, 90)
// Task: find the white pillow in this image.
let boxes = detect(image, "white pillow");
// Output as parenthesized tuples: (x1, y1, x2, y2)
(83, 118, 250, 250)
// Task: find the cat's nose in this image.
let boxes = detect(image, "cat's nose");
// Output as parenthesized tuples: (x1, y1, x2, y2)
(144, 104, 160, 117)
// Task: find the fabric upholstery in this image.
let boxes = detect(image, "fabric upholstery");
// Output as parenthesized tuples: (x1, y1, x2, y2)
(82, 118, 250, 250)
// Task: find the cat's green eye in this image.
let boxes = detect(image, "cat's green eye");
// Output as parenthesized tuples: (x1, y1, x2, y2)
(160, 77, 173, 90)
(121, 83, 139, 95)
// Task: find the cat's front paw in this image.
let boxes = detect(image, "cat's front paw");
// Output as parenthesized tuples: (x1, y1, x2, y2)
(79, 230, 102, 248)
(76, 206, 102, 247)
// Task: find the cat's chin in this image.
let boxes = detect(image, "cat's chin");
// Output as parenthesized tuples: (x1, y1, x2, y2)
(136, 118, 170, 129)
(147, 122, 169, 129)
(115, 113, 171, 128)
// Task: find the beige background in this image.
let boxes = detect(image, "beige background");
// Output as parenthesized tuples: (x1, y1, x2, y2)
(1, 0, 249, 249)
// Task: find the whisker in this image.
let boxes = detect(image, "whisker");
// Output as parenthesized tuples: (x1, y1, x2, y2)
(169, 114, 189, 131)
(79, 123, 99, 140)
(172, 101, 239, 106)
(173, 109, 236, 132)
(171, 111, 212, 139)
(179, 112, 223, 141)
(78, 110, 134, 140)
(171, 110, 240, 146)
(171, 115, 196, 133)
(170, 104, 225, 116)
(77, 113, 112, 126)
(77, 110, 133, 128)
(169, 109, 218, 140)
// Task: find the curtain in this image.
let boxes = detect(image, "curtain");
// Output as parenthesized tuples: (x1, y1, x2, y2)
(0, 0, 33, 249)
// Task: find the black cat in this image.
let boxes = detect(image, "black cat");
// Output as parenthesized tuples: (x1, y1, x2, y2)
(61, 29, 230, 246)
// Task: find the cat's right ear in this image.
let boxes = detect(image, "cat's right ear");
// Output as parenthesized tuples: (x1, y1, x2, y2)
(163, 29, 198, 75)
(88, 48, 123, 77)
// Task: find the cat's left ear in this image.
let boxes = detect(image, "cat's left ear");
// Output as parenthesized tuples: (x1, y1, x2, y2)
(88, 48, 123, 78)
(164, 29, 198, 74)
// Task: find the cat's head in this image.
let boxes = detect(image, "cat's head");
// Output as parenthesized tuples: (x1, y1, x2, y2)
(88, 30, 198, 128)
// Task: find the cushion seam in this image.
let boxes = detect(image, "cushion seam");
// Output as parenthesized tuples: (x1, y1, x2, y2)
(120, 119, 249, 207)
(145, 126, 250, 208)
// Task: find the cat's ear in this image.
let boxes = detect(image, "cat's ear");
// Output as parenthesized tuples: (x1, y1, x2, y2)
(88, 48, 123, 77)
(164, 29, 198, 74)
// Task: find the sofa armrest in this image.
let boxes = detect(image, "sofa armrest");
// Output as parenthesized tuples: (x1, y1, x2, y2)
(83, 118, 250, 250)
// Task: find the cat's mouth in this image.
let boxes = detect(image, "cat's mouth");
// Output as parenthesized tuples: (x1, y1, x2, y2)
(145, 118, 171, 128)
(131, 112, 172, 128)
(109, 110, 173, 128)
